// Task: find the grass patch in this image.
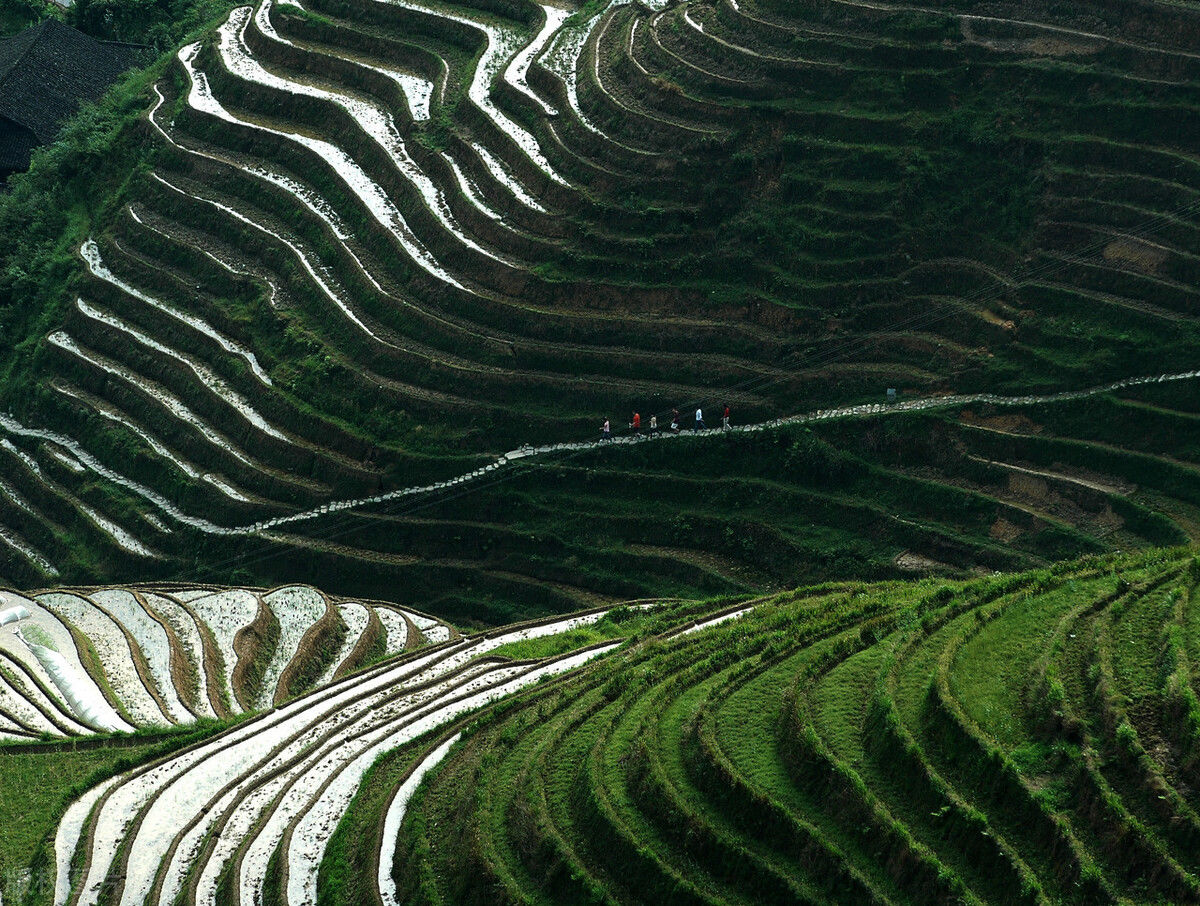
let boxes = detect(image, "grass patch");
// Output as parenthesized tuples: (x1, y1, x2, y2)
(487, 606, 648, 661)
(0, 717, 241, 904)
(316, 744, 424, 906)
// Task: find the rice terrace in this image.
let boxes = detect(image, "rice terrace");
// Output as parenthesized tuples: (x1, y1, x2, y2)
(1, 0, 1200, 898)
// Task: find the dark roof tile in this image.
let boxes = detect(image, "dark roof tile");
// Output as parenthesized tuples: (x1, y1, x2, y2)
(0, 19, 142, 143)
(0, 115, 38, 171)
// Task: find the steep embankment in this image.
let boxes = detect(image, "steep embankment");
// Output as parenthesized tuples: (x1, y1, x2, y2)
(389, 548, 1200, 905)
(2, 0, 1200, 616)
(6, 550, 1198, 904)
(37, 597, 728, 906)
(0, 583, 452, 742)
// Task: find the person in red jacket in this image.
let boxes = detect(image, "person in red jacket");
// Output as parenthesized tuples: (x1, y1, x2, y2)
(722, 404, 730, 429)
(632, 412, 641, 434)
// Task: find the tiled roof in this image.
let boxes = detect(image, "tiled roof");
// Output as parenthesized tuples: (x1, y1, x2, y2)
(0, 19, 142, 143)
(0, 115, 38, 171)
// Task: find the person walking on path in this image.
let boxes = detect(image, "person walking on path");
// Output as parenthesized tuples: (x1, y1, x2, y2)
(671, 409, 680, 433)
(649, 414, 657, 433)
(632, 412, 641, 434)
(722, 404, 730, 429)
(601, 418, 611, 441)
(695, 407, 706, 431)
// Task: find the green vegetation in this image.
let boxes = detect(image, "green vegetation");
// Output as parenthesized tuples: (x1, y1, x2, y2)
(484, 599, 761, 660)
(280, 606, 348, 703)
(487, 605, 655, 660)
(316, 744, 424, 906)
(0, 0, 51, 36)
(0, 747, 123, 897)
(232, 599, 281, 709)
(2, 0, 1200, 609)
(0, 718, 237, 903)
(6, 553, 1200, 905)
(67, 0, 238, 49)
(0, 0, 240, 44)
(6, 0, 1200, 900)
(381, 547, 1200, 904)
(0, 5, 238, 392)
(238, 392, 1198, 626)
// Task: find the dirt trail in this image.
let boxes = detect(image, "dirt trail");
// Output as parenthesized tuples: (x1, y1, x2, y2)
(967, 455, 1133, 496)
(240, 366, 1200, 535)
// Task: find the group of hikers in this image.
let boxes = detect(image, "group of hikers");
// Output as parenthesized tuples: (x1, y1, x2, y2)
(600, 404, 731, 441)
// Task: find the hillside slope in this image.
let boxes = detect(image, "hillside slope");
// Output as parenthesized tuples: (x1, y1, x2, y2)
(23, 594, 734, 906)
(0, 0, 1199, 611)
(8, 548, 1197, 904)
(391, 547, 1200, 905)
(0, 583, 452, 741)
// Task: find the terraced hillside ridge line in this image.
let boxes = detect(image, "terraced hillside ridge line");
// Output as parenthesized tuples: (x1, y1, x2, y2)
(0, 584, 450, 738)
(257, 584, 327, 708)
(14, 553, 1200, 904)
(506, 6, 569, 116)
(7, 0, 1200, 608)
(88, 589, 193, 724)
(143, 171, 391, 346)
(315, 601, 369, 687)
(79, 240, 272, 386)
(377, 549, 1200, 905)
(201, 14, 464, 289)
(52, 604, 642, 906)
(180, 363, 1200, 535)
(376, 731, 463, 906)
(13, 361, 1200, 554)
(70, 298, 289, 443)
(7, 349, 1200, 613)
(249, 0, 520, 266)
(386, 0, 571, 187)
(142, 592, 219, 719)
(10, 0, 1200, 898)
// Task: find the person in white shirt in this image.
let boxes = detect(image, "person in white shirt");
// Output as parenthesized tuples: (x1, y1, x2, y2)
(695, 407, 706, 430)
